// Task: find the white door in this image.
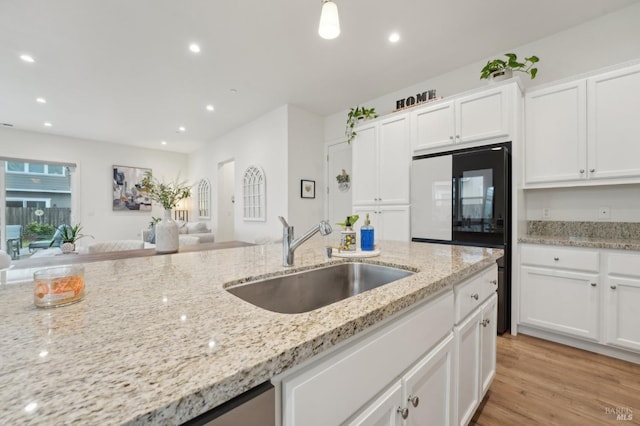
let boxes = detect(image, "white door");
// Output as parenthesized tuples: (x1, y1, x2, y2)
(519, 266, 599, 340)
(605, 277, 640, 352)
(327, 141, 353, 228)
(378, 206, 410, 242)
(411, 101, 455, 152)
(404, 333, 454, 426)
(410, 155, 452, 241)
(454, 309, 481, 426)
(525, 81, 587, 183)
(347, 382, 403, 426)
(456, 87, 510, 144)
(378, 114, 410, 205)
(217, 160, 235, 241)
(587, 64, 640, 180)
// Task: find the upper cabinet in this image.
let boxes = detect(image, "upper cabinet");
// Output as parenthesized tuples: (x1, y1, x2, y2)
(352, 113, 411, 206)
(411, 85, 514, 153)
(524, 63, 640, 187)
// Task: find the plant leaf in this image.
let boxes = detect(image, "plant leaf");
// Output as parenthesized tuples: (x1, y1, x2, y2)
(530, 68, 538, 79)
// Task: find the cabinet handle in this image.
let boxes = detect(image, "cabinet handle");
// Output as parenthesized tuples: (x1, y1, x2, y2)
(611, 285, 617, 290)
(471, 293, 479, 301)
(398, 407, 409, 420)
(482, 319, 491, 327)
(553, 257, 559, 261)
(590, 168, 596, 173)
(590, 282, 597, 287)
(408, 395, 420, 407)
(579, 169, 585, 174)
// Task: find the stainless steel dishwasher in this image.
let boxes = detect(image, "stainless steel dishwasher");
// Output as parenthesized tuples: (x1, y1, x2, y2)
(182, 381, 275, 426)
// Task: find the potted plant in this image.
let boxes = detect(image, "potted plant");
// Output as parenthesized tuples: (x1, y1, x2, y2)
(345, 106, 378, 144)
(52, 223, 93, 254)
(336, 169, 350, 192)
(480, 53, 540, 81)
(140, 171, 192, 254)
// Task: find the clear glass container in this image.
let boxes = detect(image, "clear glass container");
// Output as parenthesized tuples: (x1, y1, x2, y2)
(33, 265, 85, 308)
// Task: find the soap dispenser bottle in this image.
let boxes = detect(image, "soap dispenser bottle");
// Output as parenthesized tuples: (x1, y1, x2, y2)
(360, 213, 375, 251)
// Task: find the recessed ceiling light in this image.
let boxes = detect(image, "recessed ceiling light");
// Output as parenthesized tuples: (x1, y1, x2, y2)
(189, 43, 201, 54)
(206, 104, 214, 112)
(36, 97, 47, 104)
(161, 141, 167, 145)
(177, 126, 186, 133)
(43, 122, 52, 127)
(389, 32, 401, 43)
(20, 54, 35, 63)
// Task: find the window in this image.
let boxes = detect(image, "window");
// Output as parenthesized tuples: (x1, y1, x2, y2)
(242, 165, 265, 221)
(5, 162, 66, 175)
(197, 178, 211, 219)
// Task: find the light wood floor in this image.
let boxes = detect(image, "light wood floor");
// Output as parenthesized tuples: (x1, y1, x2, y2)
(471, 333, 640, 426)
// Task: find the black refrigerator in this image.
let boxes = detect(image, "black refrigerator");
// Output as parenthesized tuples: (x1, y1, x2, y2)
(410, 142, 511, 334)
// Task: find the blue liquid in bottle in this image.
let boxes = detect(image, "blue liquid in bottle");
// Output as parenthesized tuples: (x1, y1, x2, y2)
(360, 214, 375, 251)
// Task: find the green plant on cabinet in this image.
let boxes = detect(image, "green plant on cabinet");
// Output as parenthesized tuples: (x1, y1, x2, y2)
(345, 106, 378, 144)
(480, 53, 540, 80)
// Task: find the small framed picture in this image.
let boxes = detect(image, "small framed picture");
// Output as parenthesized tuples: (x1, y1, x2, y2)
(301, 179, 315, 199)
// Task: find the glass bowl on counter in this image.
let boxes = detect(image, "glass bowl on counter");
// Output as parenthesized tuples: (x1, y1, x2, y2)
(33, 265, 85, 308)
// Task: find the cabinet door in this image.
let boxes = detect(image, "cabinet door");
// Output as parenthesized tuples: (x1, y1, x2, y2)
(347, 382, 403, 426)
(605, 277, 640, 353)
(403, 333, 454, 426)
(378, 206, 410, 242)
(353, 206, 380, 245)
(456, 87, 510, 144)
(353, 123, 378, 205)
(379, 114, 411, 205)
(519, 266, 599, 341)
(479, 293, 497, 396)
(524, 81, 587, 183)
(454, 309, 481, 426)
(587, 64, 640, 180)
(411, 101, 455, 152)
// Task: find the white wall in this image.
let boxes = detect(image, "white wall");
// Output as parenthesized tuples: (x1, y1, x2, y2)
(287, 105, 325, 232)
(324, 2, 640, 141)
(0, 127, 189, 245)
(525, 185, 640, 222)
(188, 106, 289, 243)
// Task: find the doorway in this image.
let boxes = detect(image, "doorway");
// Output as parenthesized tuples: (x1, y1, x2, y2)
(326, 141, 352, 227)
(217, 160, 235, 242)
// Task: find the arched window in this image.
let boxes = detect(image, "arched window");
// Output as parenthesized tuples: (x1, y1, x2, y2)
(242, 165, 265, 221)
(197, 178, 211, 219)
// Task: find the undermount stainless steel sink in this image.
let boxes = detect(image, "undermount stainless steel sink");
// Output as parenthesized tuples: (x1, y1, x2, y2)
(225, 262, 414, 314)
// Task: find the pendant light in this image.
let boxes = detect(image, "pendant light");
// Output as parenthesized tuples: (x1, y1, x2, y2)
(318, 0, 340, 40)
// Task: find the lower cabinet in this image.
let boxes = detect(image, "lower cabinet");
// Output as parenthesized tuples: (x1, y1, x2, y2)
(605, 252, 640, 352)
(353, 205, 410, 243)
(454, 293, 497, 426)
(349, 334, 454, 426)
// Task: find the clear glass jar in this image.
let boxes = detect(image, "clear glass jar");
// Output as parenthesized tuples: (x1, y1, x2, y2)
(33, 265, 85, 308)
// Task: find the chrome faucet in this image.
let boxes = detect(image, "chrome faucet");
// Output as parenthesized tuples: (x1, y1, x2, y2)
(278, 216, 333, 266)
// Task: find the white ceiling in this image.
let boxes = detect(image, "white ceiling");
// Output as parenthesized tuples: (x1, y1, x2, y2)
(1, 0, 638, 154)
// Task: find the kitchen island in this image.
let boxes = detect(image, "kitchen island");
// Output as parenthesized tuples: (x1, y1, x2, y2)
(0, 239, 501, 425)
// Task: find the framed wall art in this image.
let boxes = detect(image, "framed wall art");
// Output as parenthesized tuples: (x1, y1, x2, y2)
(301, 179, 315, 199)
(112, 165, 152, 211)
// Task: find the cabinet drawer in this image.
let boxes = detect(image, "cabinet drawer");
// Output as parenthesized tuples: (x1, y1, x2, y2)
(454, 265, 497, 324)
(521, 245, 599, 272)
(608, 252, 640, 277)
(280, 291, 454, 426)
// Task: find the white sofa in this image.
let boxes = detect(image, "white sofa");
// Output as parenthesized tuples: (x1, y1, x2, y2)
(143, 221, 214, 246)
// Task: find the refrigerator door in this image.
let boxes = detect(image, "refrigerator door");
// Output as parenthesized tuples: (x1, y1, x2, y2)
(410, 154, 453, 241)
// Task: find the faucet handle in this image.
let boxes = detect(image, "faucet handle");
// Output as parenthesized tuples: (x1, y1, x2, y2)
(278, 216, 289, 228)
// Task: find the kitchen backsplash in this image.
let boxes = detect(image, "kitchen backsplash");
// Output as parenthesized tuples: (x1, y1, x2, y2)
(527, 221, 640, 240)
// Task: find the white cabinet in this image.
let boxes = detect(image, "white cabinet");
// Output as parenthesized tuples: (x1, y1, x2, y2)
(453, 266, 498, 426)
(587, 64, 640, 180)
(605, 253, 640, 352)
(411, 85, 512, 153)
(353, 205, 410, 243)
(519, 244, 600, 341)
(524, 63, 640, 186)
(349, 334, 454, 426)
(524, 80, 587, 183)
(353, 114, 411, 206)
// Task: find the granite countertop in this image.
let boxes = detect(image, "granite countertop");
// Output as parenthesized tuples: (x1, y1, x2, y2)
(0, 239, 502, 425)
(519, 234, 640, 251)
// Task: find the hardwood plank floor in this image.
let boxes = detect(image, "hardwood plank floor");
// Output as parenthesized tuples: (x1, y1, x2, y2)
(471, 334, 640, 425)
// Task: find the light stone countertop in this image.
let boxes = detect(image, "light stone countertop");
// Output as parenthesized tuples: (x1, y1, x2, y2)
(0, 239, 502, 425)
(519, 235, 640, 251)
